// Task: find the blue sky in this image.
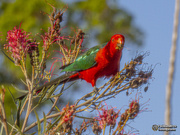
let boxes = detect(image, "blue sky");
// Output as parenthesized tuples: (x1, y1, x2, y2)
(115, 0, 179, 134)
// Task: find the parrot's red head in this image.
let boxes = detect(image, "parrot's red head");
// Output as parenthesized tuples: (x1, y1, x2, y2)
(111, 34, 125, 50)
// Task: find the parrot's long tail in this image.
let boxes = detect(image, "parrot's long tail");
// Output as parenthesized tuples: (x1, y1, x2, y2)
(17, 72, 79, 100)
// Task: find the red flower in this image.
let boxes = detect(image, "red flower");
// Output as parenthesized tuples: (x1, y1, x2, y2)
(4, 25, 31, 63)
(60, 104, 75, 124)
(58, 103, 75, 133)
(95, 103, 119, 129)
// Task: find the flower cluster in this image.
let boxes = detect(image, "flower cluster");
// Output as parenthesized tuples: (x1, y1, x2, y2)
(95, 104, 119, 129)
(4, 25, 31, 64)
(41, 4, 65, 52)
(58, 29, 85, 66)
(59, 103, 75, 133)
(119, 99, 140, 127)
(28, 41, 40, 71)
(92, 121, 102, 134)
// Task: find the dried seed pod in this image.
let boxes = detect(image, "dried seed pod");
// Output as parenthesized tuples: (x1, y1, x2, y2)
(134, 55, 143, 64)
(28, 41, 40, 71)
(144, 86, 148, 92)
(126, 90, 129, 96)
(92, 122, 102, 135)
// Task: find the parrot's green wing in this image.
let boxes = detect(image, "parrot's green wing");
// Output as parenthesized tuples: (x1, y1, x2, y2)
(61, 43, 107, 72)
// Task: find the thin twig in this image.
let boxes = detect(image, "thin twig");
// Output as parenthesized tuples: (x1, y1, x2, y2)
(21, 93, 32, 132)
(21, 58, 33, 133)
(24, 112, 61, 132)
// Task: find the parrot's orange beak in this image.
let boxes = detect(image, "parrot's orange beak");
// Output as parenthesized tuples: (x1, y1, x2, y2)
(116, 38, 124, 50)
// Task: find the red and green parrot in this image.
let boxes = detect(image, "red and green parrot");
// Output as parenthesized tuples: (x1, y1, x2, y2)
(26, 34, 125, 96)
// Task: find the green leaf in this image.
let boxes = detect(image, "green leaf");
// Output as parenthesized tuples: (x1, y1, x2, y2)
(7, 87, 16, 107)
(34, 110, 41, 135)
(46, 84, 58, 99)
(37, 87, 48, 104)
(16, 100, 21, 128)
(43, 112, 47, 134)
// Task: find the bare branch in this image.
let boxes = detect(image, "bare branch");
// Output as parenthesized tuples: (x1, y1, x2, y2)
(165, 1, 179, 135)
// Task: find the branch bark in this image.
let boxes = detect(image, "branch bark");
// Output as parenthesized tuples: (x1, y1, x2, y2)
(165, 0, 179, 135)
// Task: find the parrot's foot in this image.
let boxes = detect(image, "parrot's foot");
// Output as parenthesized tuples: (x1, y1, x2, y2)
(93, 86, 99, 95)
